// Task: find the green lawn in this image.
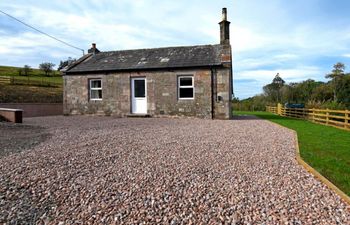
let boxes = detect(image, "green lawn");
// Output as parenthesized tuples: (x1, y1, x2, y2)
(234, 111, 350, 196)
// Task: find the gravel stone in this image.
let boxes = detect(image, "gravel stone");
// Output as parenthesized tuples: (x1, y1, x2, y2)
(0, 116, 349, 224)
(0, 122, 49, 158)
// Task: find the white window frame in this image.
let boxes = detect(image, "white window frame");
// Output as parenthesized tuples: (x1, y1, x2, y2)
(178, 75, 194, 100)
(89, 79, 103, 101)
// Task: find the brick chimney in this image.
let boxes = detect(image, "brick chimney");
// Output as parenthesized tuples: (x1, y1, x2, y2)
(88, 43, 100, 54)
(219, 8, 230, 45)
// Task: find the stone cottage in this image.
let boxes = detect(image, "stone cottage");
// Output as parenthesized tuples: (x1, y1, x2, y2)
(63, 8, 233, 119)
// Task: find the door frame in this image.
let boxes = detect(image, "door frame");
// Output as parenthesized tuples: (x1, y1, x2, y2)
(130, 77, 147, 114)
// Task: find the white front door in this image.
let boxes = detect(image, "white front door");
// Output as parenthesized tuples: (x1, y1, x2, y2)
(131, 78, 147, 114)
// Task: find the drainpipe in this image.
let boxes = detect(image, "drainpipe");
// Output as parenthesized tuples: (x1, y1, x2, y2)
(211, 68, 217, 119)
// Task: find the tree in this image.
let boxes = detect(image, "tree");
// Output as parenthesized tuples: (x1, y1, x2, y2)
(17, 68, 23, 76)
(311, 83, 333, 102)
(325, 62, 345, 101)
(335, 74, 350, 107)
(293, 79, 322, 103)
(57, 57, 76, 71)
(272, 73, 285, 86)
(23, 65, 32, 76)
(263, 73, 285, 103)
(280, 84, 295, 103)
(39, 62, 55, 76)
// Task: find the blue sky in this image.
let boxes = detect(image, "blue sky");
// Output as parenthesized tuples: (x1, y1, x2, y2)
(1, 0, 350, 99)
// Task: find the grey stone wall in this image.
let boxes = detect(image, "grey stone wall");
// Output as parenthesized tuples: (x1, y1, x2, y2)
(63, 69, 214, 119)
(212, 44, 232, 119)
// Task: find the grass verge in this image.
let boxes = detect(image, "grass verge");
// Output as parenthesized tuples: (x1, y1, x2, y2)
(234, 111, 350, 196)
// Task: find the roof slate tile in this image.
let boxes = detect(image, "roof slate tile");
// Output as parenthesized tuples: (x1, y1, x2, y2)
(66, 44, 223, 73)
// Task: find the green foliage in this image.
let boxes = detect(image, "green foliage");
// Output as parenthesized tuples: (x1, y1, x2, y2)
(233, 94, 270, 111)
(336, 75, 350, 107)
(39, 62, 56, 77)
(263, 73, 285, 102)
(311, 83, 333, 102)
(325, 62, 346, 102)
(326, 62, 345, 79)
(306, 100, 346, 110)
(58, 57, 76, 71)
(234, 111, 350, 196)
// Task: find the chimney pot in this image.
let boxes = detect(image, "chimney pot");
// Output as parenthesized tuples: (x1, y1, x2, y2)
(88, 43, 100, 54)
(222, 8, 227, 21)
(219, 8, 230, 45)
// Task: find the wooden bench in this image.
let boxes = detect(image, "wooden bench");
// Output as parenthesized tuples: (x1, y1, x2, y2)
(0, 108, 23, 123)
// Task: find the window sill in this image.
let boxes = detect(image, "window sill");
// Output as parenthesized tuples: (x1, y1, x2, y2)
(178, 98, 194, 101)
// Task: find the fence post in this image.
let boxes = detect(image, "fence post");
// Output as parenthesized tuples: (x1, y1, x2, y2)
(345, 110, 349, 130)
(277, 103, 282, 116)
(326, 108, 329, 125)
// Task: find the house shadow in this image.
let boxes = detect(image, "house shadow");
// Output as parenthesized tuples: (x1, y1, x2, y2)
(231, 113, 291, 121)
(231, 115, 261, 120)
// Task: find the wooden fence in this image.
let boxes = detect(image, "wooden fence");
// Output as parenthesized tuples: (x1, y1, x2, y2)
(266, 105, 350, 131)
(0, 76, 12, 84)
(266, 106, 277, 114)
(0, 76, 61, 87)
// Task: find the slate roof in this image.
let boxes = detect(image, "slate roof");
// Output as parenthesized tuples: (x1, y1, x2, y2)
(66, 44, 223, 73)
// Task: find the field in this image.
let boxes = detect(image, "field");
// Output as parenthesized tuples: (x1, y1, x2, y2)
(0, 65, 63, 103)
(0, 65, 62, 87)
(0, 84, 62, 103)
(0, 65, 60, 76)
(235, 111, 350, 196)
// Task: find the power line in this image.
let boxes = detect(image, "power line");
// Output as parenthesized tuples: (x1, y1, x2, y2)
(0, 9, 85, 55)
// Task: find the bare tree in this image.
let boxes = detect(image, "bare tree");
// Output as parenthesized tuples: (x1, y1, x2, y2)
(23, 65, 32, 76)
(39, 62, 55, 76)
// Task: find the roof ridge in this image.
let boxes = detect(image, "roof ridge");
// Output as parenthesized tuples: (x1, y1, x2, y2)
(101, 44, 221, 54)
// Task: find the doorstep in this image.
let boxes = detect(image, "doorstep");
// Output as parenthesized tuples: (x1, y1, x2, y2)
(126, 114, 152, 118)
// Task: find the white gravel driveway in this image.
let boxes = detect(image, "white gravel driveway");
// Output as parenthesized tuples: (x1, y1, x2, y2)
(0, 116, 349, 224)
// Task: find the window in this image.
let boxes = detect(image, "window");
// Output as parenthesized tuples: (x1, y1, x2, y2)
(134, 79, 145, 98)
(89, 79, 102, 100)
(178, 76, 194, 99)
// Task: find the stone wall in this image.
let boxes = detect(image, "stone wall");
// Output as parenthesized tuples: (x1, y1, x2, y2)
(63, 69, 214, 119)
(213, 44, 232, 119)
(0, 103, 62, 117)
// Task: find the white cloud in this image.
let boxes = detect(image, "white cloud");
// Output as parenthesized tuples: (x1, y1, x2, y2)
(235, 66, 323, 85)
(1, 0, 350, 98)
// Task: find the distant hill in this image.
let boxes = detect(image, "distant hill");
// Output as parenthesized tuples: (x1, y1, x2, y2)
(0, 65, 60, 76)
(0, 65, 62, 103)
